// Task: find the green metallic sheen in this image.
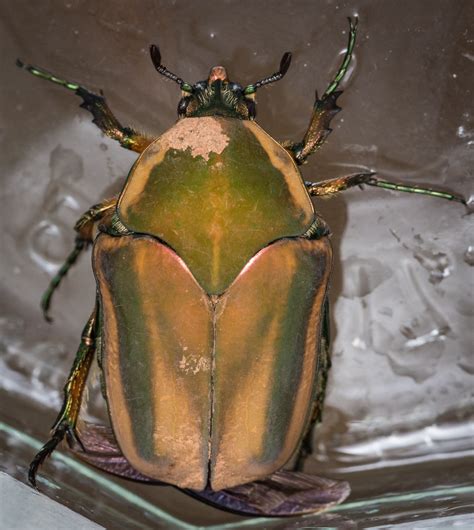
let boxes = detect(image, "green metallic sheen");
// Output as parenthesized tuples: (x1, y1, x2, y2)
(94, 234, 213, 489)
(211, 236, 332, 490)
(117, 116, 314, 294)
(93, 232, 331, 490)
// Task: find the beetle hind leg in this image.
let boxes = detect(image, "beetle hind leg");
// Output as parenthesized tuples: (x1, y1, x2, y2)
(28, 422, 81, 488)
(29, 306, 98, 488)
(41, 197, 116, 322)
(306, 173, 467, 205)
(293, 297, 332, 471)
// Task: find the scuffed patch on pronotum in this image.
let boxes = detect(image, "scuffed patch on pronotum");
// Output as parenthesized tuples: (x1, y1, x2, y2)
(160, 117, 229, 161)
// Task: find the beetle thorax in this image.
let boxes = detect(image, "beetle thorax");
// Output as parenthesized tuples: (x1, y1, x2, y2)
(178, 67, 254, 120)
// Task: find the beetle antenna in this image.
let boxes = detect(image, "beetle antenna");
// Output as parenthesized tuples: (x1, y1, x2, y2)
(149, 45, 193, 93)
(244, 52, 292, 94)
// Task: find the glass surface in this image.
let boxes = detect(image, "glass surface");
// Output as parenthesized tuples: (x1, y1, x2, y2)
(1, 0, 473, 527)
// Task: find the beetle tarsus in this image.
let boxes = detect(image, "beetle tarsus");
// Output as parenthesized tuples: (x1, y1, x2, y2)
(29, 307, 98, 488)
(28, 422, 71, 489)
(364, 177, 468, 205)
(323, 17, 358, 99)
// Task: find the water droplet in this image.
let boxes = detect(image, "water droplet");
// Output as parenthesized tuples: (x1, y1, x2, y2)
(378, 307, 393, 317)
(49, 145, 84, 184)
(371, 267, 452, 382)
(403, 327, 449, 350)
(352, 337, 367, 350)
(28, 221, 71, 273)
(378, 328, 446, 382)
(341, 257, 393, 299)
(462, 52, 474, 62)
(412, 248, 451, 284)
(464, 246, 474, 266)
(392, 231, 452, 284)
(465, 197, 474, 215)
(457, 125, 473, 139)
(0, 317, 65, 409)
(457, 360, 474, 375)
(456, 298, 474, 317)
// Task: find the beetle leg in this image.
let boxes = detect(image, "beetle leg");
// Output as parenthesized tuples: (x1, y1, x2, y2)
(305, 173, 468, 205)
(41, 239, 87, 323)
(284, 17, 358, 165)
(16, 60, 153, 153)
(41, 197, 117, 322)
(294, 297, 332, 471)
(29, 306, 98, 488)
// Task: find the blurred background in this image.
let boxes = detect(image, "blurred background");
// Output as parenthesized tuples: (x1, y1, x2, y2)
(1, 0, 473, 528)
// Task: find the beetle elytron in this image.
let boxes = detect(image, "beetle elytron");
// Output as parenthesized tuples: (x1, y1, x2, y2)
(18, 18, 467, 516)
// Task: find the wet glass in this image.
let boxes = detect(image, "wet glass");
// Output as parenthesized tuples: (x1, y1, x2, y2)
(1, 0, 473, 528)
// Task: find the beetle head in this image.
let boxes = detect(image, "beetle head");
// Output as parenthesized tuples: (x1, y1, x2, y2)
(150, 45, 292, 120)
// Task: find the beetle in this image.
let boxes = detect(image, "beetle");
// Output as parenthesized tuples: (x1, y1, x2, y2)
(18, 17, 467, 517)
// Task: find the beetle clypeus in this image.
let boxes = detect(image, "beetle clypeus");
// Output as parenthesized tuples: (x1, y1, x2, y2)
(18, 17, 467, 517)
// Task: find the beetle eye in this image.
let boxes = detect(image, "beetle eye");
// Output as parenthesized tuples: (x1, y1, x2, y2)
(181, 83, 193, 94)
(244, 85, 256, 95)
(229, 82, 243, 93)
(177, 96, 191, 117)
(194, 81, 207, 91)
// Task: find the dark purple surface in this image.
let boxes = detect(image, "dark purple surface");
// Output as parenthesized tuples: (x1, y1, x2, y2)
(71, 423, 350, 517)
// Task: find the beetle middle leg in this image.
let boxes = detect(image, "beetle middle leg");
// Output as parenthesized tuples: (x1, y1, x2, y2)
(294, 297, 332, 471)
(306, 172, 467, 205)
(41, 197, 117, 321)
(284, 17, 358, 165)
(29, 305, 98, 488)
(16, 60, 153, 153)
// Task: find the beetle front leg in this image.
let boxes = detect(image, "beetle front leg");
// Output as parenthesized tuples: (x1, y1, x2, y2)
(29, 306, 98, 488)
(285, 17, 358, 164)
(16, 60, 153, 153)
(41, 197, 116, 321)
(306, 173, 468, 205)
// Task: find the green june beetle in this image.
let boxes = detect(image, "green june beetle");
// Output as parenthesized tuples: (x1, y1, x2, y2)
(18, 18, 468, 517)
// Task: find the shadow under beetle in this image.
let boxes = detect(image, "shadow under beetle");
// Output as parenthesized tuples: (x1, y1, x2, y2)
(18, 18, 468, 516)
